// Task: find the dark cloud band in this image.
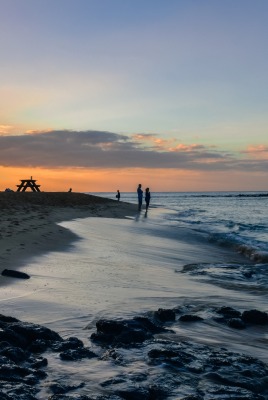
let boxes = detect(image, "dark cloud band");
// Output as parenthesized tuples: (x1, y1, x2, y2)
(0, 129, 267, 171)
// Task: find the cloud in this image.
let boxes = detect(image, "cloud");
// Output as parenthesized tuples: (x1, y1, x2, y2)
(246, 145, 268, 154)
(0, 129, 267, 172)
(132, 133, 179, 151)
(240, 144, 268, 161)
(169, 143, 206, 152)
(0, 125, 14, 135)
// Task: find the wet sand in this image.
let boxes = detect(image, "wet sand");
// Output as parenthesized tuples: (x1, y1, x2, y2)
(0, 192, 137, 281)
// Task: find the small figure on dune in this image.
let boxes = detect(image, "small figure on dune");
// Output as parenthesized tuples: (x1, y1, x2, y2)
(68, 188, 72, 192)
(116, 190, 120, 201)
(137, 184, 143, 211)
(145, 187, 151, 212)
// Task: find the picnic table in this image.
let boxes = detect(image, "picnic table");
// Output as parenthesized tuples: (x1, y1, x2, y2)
(16, 177, 41, 192)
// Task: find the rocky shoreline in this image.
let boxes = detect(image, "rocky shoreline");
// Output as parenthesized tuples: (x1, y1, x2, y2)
(0, 304, 267, 399)
(1, 192, 267, 399)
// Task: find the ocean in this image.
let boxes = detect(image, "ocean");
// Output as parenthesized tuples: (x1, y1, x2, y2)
(1, 191, 268, 399)
(93, 191, 268, 264)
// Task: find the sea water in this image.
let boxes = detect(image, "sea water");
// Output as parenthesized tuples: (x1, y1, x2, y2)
(93, 191, 268, 263)
(1, 191, 267, 398)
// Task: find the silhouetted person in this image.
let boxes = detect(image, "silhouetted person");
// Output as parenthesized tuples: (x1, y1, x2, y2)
(145, 187, 151, 212)
(137, 184, 143, 211)
(68, 188, 72, 192)
(116, 189, 120, 201)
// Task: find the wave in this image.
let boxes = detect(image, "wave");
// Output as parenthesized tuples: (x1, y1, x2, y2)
(208, 232, 268, 262)
(180, 262, 268, 294)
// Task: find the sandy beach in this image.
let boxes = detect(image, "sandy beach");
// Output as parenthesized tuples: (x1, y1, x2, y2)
(0, 192, 137, 280)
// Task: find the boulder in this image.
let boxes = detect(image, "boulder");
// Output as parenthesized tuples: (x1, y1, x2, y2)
(241, 309, 268, 325)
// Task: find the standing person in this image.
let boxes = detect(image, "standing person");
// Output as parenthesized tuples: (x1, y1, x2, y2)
(137, 184, 143, 211)
(116, 189, 120, 201)
(145, 187, 151, 212)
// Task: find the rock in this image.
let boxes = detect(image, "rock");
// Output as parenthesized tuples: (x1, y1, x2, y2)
(116, 385, 166, 400)
(0, 346, 28, 363)
(51, 336, 84, 352)
(154, 308, 176, 322)
(9, 321, 62, 346)
(59, 347, 97, 361)
(241, 309, 268, 325)
(179, 314, 204, 322)
(0, 314, 19, 323)
(91, 316, 167, 346)
(227, 318, 246, 329)
(148, 347, 193, 367)
(1, 269, 30, 279)
(49, 381, 84, 395)
(216, 306, 241, 318)
(0, 314, 91, 400)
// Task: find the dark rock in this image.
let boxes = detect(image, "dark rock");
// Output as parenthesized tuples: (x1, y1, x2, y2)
(60, 347, 97, 361)
(148, 348, 180, 359)
(0, 385, 38, 400)
(101, 349, 123, 362)
(0, 346, 28, 363)
(148, 347, 193, 367)
(179, 314, 204, 322)
(0, 314, 83, 400)
(0, 314, 19, 323)
(48, 396, 94, 400)
(9, 321, 63, 346)
(49, 381, 85, 395)
(30, 356, 48, 369)
(96, 320, 124, 335)
(1, 269, 30, 279)
(216, 306, 241, 318)
(28, 338, 49, 353)
(91, 316, 167, 346)
(0, 392, 11, 400)
(0, 364, 33, 380)
(227, 318, 246, 329)
(204, 371, 262, 393)
(241, 309, 268, 325)
(134, 316, 165, 333)
(213, 316, 226, 324)
(0, 328, 28, 347)
(51, 336, 84, 352)
(154, 308, 176, 322)
(116, 385, 166, 400)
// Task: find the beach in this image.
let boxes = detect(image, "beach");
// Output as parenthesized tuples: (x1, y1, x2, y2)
(0, 192, 267, 400)
(0, 192, 137, 277)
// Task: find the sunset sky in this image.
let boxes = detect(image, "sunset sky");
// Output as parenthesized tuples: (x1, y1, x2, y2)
(1, 0, 268, 192)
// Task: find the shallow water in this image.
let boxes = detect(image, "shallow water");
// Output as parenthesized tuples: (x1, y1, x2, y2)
(93, 191, 268, 262)
(1, 204, 267, 399)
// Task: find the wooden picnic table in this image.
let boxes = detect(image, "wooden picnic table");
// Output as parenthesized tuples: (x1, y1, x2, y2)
(16, 177, 41, 192)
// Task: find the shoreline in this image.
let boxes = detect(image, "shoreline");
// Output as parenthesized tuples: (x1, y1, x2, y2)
(1, 193, 268, 399)
(0, 192, 137, 284)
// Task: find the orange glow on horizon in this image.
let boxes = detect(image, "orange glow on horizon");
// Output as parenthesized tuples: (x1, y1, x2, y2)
(1, 166, 267, 193)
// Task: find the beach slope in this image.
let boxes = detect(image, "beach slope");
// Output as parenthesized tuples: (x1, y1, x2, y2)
(0, 192, 136, 276)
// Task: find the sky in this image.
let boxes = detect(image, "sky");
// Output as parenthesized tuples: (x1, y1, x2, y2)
(0, 0, 268, 192)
